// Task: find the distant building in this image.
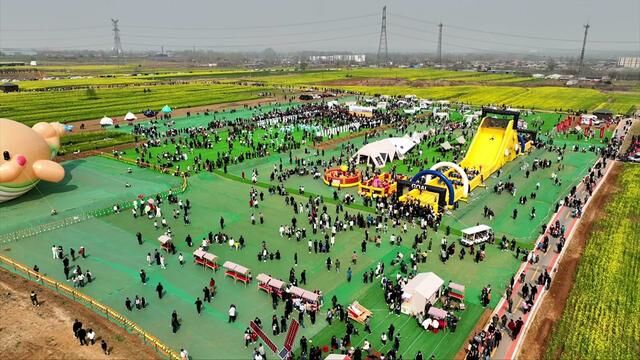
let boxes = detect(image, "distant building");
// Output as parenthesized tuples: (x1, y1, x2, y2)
(618, 57, 640, 69)
(0, 83, 19, 93)
(309, 54, 366, 64)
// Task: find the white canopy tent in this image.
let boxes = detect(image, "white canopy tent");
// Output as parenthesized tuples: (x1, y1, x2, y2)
(124, 112, 137, 121)
(99, 116, 113, 126)
(353, 137, 419, 168)
(456, 136, 466, 145)
(440, 141, 452, 150)
(401, 272, 444, 315)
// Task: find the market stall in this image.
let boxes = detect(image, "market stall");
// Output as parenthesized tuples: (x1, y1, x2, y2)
(256, 274, 286, 297)
(223, 261, 252, 285)
(193, 248, 219, 271)
(157, 234, 172, 252)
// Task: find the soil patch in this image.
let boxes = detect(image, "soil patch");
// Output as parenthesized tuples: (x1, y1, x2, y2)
(0, 268, 161, 360)
(518, 161, 622, 359)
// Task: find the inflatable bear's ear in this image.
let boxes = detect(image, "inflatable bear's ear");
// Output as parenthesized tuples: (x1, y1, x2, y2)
(32, 122, 65, 150)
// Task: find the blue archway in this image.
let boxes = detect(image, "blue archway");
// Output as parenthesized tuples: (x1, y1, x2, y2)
(410, 169, 456, 206)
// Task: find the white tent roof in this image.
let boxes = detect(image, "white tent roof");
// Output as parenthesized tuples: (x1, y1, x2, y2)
(404, 272, 443, 297)
(456, 136, 466, 144)
(441, 141, 452, 150)
(353, 137, 419, 168)
(124, 112, 137, 120)
(99, 116, 113, 125)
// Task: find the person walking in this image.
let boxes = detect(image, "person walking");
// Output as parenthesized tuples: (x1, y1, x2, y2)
(136, 232, 143, 245)
(347, 267, 352, 282)
(180, 349, 189, 360)
(100, 339, 109, 355)
(178, 253, 184, 266)
(195, 297, 203, 315)
(203, 287, 211, 303)
(77, 327, 87, 346)
(139, 269, 147, 284)
(87, 329, 96, 345)
(171, 310, 180, 333)
(125, 297, 132, 311)
(72, 319, 82, 338)
(156, 282, 164, 299)
(228, 304, 237, 322)
(30, 290, 40, 306)
(160, 255, 166, 269)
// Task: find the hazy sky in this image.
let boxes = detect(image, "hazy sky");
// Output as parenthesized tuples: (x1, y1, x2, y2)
(1, 0, 639, 55)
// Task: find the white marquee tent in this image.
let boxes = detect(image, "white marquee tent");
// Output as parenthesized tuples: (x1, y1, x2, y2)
(124, 112, 137, 121)
(401, 272, 444, 315)
(99, 116, 113, 126)
(353, 137, 419, 168)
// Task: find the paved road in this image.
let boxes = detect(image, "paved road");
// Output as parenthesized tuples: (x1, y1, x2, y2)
(480, 118, 635, 360)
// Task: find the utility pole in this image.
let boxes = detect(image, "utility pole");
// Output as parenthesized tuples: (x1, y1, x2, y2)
(377, 6, 388, 67)
(578, 23, 590, 75)
(437, 23, 443, 66)
(111, 19, 123, 58)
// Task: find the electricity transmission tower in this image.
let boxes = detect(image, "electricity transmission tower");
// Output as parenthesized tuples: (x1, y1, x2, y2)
(437, 23, 443, 66)
(578, 23, 590, 75)
(111, 19, 123, 57)
(377, 6, 388, 67)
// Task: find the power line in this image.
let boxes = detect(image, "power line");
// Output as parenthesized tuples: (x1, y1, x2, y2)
(0, 26, 108, 32)
(393, 12, 638, 44)
(124, 32, 376, 50)
(126, 13, 379, 31)
(393, 23, 581, 52)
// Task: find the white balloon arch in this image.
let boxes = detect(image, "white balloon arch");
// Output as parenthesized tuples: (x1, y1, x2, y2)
(425, 161, 470, 197)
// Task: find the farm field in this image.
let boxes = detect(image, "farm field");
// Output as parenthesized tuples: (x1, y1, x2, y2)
(0, 83, 270, 125)
(59, 130, 136, 154)
(244, 68, 532, 86)
(334, 85, 639, 115)
(545, 164, 640, 360)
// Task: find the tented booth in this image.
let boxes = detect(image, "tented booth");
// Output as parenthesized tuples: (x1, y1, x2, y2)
(401, 272, 444, 315)
(352, 137, 418, 168)
(124, 112, 137, 121)
(99, 116, 113, 127)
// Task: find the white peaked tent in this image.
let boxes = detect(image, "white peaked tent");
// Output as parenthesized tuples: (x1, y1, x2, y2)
(353, 137, 418, 168)
(440, 141, 452, 150)
(124, 112, 137, 121)
(401, 272, 444, 315)
(456, 136, 466, 145)
(99, 116, 113, 126)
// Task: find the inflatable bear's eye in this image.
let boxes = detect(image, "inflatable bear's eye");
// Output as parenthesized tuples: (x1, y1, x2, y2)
(2, 151, 9, 161)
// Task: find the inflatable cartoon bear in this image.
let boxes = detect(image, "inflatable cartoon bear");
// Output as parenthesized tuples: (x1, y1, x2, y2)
(0, 118, 66, 202)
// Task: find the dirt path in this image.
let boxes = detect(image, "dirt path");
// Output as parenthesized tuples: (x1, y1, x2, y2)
(56, 142, 140, 162)
(66, 95, 287, 133)
(518, 161, 622, 359)
(0, 268, 161, 360)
